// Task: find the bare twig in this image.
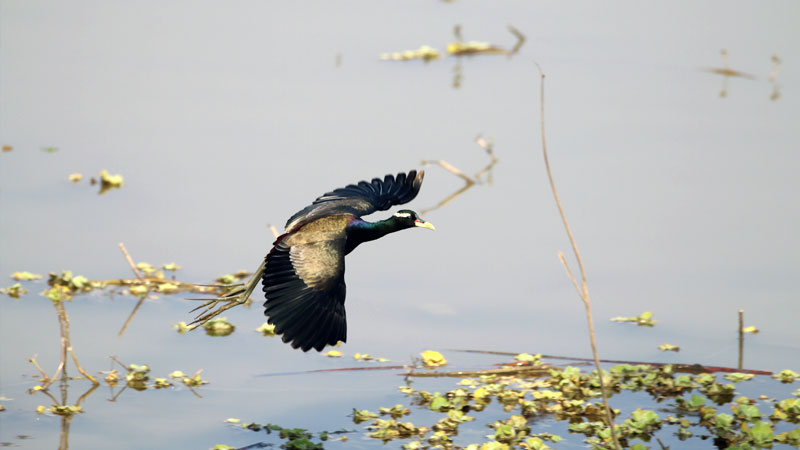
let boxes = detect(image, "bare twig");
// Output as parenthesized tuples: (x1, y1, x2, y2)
(535, 63, 621, 450)
(109, 355, 129, 371)
(558, 251, 583, 298)
(419, 183, 474, 216)
(118, 297, 146, 337)
(55, 300, 98, 385)
(420, 159, 475, 184)
(769, 55, 782, 101)
(28, 355, 50, 381)
(100, 278, 223, 293)
(68, 345, 97, 384)
(507, 25, 526, 56)
(113, 245, 228, 335)
(118, 242, 145, 336)
(118, 242, 143, 280)
(473, 135, 498, 182)
(268, 224, 280, 238)
(419, 138, 499, 215)
(449, 349, 773, 375)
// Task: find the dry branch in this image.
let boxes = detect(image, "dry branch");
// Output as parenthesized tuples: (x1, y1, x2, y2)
(535, 63, 621, 450)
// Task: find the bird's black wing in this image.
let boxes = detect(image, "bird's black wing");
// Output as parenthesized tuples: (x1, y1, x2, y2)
(284, 170, 424, 233)
(262, 234, 347, 352)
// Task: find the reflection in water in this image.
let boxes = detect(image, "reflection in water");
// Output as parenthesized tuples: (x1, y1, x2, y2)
(420, 135, 498, 215)
(451, 58, 462, 89)
(449, 25, 526, 89)
(29, 296, 98, 389)
(379, 24, 525, 88)
(703, 49, 757, 98)
(768, 55, 782, 101)
(25, 286, 100, 449)
(30, 371, 99, 450)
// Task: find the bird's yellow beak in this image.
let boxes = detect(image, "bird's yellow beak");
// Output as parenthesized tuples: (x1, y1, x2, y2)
(414, 220, 436, 231)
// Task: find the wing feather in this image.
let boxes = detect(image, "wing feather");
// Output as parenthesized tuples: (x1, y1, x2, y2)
(262, 237, 347, 352)
(284, 170, 424, 232)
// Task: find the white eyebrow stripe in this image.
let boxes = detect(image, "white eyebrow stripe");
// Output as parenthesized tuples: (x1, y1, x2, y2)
(394, 212, 412, 218)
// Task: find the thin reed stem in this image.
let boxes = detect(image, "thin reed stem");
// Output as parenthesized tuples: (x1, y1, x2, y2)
(535, 63, 621, 450)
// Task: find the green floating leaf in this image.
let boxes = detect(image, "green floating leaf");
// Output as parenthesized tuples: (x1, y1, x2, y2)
(724, 373, 755, 382)
(130, 285, 148, 297)
(98, 169, 124, 194)
(256, 322, 276, 336)
(447, 41, 507, 56)
(742, 326, 759, 334)
(153, 377, 172, 388)
(352, 408, 378, 424)
(744, 420, 774, 446)
(775, 428, 800, 446)
(421, 350, 447, 367)
(11, 271, 42, 281)
(514, 353, 541, 362)
(155, 282, 178, 293)
(1, 283, 27, 298)
(658, 343, 680, 352)
(773, 369, 800, 383)
(182, 371, 208, 387)
(380, 45, 440, 62)
(610, 311, 657, 327)
(204, 317, 235, 337)
(379, 404, 409, 418)
(162, 262, 182, 271)
(429, 396, 450, 412)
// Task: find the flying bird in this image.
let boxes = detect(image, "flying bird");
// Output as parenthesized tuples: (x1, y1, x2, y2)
(262, 170, 434, 352)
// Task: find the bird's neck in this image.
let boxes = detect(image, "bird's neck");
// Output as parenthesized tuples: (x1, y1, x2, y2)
(345, 217, 407, 254)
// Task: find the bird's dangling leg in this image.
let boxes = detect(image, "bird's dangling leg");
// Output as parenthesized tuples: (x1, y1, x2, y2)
(186, 259, 266, 330)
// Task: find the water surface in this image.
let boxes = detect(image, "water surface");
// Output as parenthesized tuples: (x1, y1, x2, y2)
(2, 1, 799, 448)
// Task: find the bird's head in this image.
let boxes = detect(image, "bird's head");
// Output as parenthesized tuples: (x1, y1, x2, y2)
(393, 210, 436, 231)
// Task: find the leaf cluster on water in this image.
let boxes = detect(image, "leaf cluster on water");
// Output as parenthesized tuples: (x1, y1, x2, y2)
(347, 356, 800, 449)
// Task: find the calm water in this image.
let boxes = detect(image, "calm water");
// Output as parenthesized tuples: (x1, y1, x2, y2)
(2, 1, 799, 448)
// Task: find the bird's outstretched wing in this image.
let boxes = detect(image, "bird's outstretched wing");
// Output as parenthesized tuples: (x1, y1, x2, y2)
(262, 235, 348, 352)
(284, 170, 424, 233)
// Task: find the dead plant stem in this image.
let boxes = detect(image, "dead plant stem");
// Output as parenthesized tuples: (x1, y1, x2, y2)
(119, 242, 143, 280)
(536, 63, 621, 450)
